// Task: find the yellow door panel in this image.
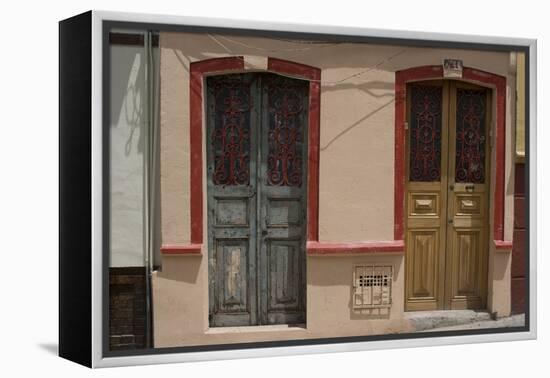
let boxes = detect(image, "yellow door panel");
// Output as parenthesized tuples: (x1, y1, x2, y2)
(405, 80, 490, 311)
(406, 229, 441, 310)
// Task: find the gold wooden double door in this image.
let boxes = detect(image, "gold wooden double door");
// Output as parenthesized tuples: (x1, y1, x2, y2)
(405, 80, 491, 311)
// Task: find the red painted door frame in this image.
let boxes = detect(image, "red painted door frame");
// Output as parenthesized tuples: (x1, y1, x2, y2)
(162, 56, 321, 255)
(394, 65, 511, 250)
(162, 61, 511, 256)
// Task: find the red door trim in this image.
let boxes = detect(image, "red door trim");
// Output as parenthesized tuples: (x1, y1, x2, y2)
(307, 240, 405, 255)
(494, 240, 513, 251)
(160, 244, 203, 255)
(267, 58, 322, 242)
(162, 56, 321, 255)
(161, 57, 245, 255)
(162, 61, 509, 257)
(395, 65, 509, 247)
(189, 57, 245, 245)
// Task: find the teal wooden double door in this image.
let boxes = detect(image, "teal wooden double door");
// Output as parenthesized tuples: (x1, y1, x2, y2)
(206, 73, 309, 327)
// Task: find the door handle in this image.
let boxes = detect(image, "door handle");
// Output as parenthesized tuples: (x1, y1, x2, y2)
(448, 219, 453, 224)
(262, 230, 268, 236)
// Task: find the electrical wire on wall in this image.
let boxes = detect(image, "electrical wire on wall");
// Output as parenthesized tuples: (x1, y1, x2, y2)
(206, 33, 407, 86)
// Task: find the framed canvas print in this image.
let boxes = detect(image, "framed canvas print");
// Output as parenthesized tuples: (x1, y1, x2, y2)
(59, 10, 537, 368)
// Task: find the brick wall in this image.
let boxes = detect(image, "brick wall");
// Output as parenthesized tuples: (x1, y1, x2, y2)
(511, 163, 526, 314)
(109, 267, 147, 350)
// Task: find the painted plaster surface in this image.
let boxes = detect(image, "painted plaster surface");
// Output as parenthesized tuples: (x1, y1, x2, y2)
(152, 254, 410, 347)
(153, 31, 517, 347)
(110, 44, 162, 267)
(158, 32, 515, 245)
(110, 45, 146, 267)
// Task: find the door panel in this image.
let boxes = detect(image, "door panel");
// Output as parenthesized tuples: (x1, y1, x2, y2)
(207, 73, 307, 327)
(215, 198, 249, 226)
(405, 82, 448, 310)
(406, 229, 441, 310)
(445, 83, 489, 310)
(447, 229, 486, 309)
(259, 74, 308, 325)
(266, 198, 302, 226)
(214, 239, 251, 326)
(406, 81, 489, 311)
(207, 74, 259, 326)
(454, 194, 484, 217)
(268, 240, 302, 309)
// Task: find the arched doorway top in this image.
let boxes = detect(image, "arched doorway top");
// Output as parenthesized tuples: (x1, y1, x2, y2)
(162, 56, 321, 255)
(394, 64, 509, 249)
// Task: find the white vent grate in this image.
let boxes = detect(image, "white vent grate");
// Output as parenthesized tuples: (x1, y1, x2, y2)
(353, 265, 393, 309)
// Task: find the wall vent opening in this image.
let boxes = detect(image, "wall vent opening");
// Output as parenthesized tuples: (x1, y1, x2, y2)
(353, 265, 393, 309)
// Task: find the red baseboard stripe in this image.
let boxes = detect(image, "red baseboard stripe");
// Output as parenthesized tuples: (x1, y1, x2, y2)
(160, 244, 203, 255)
(494, 240, 513, 251)
(307, 240, 405, 255)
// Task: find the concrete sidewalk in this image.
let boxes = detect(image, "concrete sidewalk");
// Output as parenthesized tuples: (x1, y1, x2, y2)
(404, 310, 525, 332)
(422, 314, 525, 332)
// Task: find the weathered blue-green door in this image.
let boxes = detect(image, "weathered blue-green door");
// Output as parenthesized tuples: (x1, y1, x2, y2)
(207, 73, 308, 327)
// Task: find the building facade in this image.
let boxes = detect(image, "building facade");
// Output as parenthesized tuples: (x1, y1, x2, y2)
(109, 31, 522, 347)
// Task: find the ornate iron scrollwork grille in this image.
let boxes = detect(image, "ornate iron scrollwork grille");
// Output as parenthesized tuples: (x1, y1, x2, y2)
(409, 85, 443, 182)
(455, 89, 487, 184)
(209, 75, 253, 186)
(265, 75, 308, 187)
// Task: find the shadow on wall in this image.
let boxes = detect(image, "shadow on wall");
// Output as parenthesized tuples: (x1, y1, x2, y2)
(166, 38, 407, 153)
(154, 256, 202, 284)
(350, 307, 391, 320)
(321, 98, 395, 152)
(110, 45, 145, 157)
(492, 251, 511, 281)
(308, 256, 403, 320)
(110, 43, 163, 267)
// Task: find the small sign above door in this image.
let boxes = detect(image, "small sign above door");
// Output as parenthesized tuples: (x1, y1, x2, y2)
(443, 59, 463, 78)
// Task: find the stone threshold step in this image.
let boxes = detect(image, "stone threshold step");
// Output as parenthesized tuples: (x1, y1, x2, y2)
(404, 310, 492, 332)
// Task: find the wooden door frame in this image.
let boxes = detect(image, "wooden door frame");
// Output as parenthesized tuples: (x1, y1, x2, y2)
(398, 67, 511, 312)
(403, 80, 492, 310)
(404, 81, 450, 310)
(192, 58, 319, 326)
(444, 81, 492, 310)
(395, 65, 510, 251)
(160, 56, 321, 255)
